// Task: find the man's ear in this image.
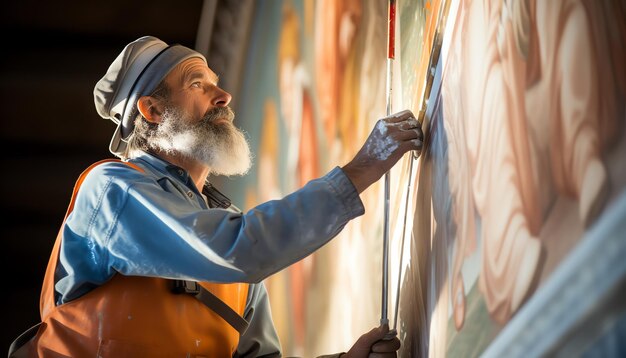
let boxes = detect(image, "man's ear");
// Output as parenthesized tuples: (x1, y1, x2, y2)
(137, 96, 164, 124)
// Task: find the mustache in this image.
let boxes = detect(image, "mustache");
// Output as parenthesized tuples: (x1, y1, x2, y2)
(203, 106, 235, 123)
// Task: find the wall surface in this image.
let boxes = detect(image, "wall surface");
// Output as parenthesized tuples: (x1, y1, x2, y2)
(403, 0, 626, 356)
(228, 0, 626, 357)
(227, 0, 446, 356)
(229, 0, 391, 355)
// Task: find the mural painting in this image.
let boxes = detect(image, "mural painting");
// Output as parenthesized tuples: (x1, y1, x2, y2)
(233, 1, 395, 355)
(226, 0, 625, 356)
(399, 0, 626, 356)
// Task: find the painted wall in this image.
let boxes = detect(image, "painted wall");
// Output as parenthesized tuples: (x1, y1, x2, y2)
(405, 0, 626, 357)
(224, 0, 626, 356)
(229, 1, 394, 355)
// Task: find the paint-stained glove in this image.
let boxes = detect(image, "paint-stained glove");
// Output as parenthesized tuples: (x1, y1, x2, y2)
(342, 109, 423, 193)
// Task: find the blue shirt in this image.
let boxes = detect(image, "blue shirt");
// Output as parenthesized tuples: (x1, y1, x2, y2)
(54, 151, 364, 355)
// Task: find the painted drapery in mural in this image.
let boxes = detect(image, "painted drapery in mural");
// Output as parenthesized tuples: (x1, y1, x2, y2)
(401, 0, 626, 357)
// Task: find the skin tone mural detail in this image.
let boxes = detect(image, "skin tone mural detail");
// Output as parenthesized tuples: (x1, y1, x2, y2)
(433, 0, 626, 353)
(452, 0, 624, 326)
(455, 0, 544, 325)
(387, 0, 626, 355)
(314, 0, 362, 158)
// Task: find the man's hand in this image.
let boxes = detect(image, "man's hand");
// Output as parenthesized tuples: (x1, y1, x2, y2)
(342, 109, 423, 193)
(343, 325, 401, 358)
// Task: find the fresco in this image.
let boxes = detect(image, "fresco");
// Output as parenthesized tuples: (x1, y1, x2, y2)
(225, 0, 625, 356)
(232, 0, 394, 355)
(399, 0, 626, 357)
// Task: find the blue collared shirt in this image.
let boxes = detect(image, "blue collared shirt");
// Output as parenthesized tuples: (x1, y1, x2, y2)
(54, 151, 364, 355)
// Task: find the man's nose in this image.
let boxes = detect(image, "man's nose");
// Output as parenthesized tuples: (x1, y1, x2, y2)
(211, 86, 232, 107)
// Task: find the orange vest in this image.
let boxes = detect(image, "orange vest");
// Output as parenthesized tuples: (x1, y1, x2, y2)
(27, 159, 249, 357)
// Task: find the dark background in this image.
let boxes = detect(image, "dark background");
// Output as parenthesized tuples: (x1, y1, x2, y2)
(0, 0, 205, 350)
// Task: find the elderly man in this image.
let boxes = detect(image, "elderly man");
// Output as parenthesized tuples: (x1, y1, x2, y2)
(23, 36, 423, 357)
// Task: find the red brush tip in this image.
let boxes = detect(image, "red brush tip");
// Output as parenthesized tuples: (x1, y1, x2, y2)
(388, 0, 396, 59)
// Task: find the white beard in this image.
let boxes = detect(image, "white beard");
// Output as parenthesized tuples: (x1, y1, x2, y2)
(151, 106, 252, 176)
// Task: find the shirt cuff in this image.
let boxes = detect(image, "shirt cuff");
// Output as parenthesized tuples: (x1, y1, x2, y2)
(323, 166, 365, 219)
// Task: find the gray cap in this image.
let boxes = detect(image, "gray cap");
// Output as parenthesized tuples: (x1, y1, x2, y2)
(94, 36, 206, 157)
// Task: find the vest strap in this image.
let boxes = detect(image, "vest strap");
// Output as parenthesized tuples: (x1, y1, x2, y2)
(171, 280, 249, 336)
(8, 322, 41, 357)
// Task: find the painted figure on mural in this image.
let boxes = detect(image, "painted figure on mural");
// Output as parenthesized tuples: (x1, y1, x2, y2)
(312, 0, 380, 351)
(314, 0, 362, 162)
(445, 0, 626, 329)
(277, 2, 319, 353)
(279, 2, 319, 191)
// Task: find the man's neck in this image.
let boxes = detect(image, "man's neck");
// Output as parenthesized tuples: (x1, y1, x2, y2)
(153, 150, 210, 192)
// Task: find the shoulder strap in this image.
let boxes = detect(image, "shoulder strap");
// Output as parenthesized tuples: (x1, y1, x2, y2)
(8, 322, 41, 357)
(171, 280, 249, 336)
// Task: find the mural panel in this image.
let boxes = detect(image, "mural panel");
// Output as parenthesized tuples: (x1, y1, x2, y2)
(226, 0, 625, 356)
(231, 1, 400, 355)
(401, 0, 626, 356)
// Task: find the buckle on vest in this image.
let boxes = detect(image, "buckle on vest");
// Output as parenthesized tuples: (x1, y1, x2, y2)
(170, 280, 200, 295)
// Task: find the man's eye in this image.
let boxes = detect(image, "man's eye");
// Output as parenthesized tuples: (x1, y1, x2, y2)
(191, 82, 202, 88)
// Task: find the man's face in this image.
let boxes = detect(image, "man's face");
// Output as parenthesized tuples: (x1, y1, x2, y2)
(163, 57, 231, 124)
(147, 58, 252, 176)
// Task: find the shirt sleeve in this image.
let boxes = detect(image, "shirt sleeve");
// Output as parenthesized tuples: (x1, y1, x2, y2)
(234, 282, 281, 357)
(63, 164, 364, 287)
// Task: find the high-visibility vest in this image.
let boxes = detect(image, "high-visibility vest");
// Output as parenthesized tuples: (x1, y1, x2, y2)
(27, 159, 249, 357)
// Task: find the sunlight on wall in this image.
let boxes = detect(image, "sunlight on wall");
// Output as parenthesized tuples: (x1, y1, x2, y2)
(229, 0, 626, 356)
